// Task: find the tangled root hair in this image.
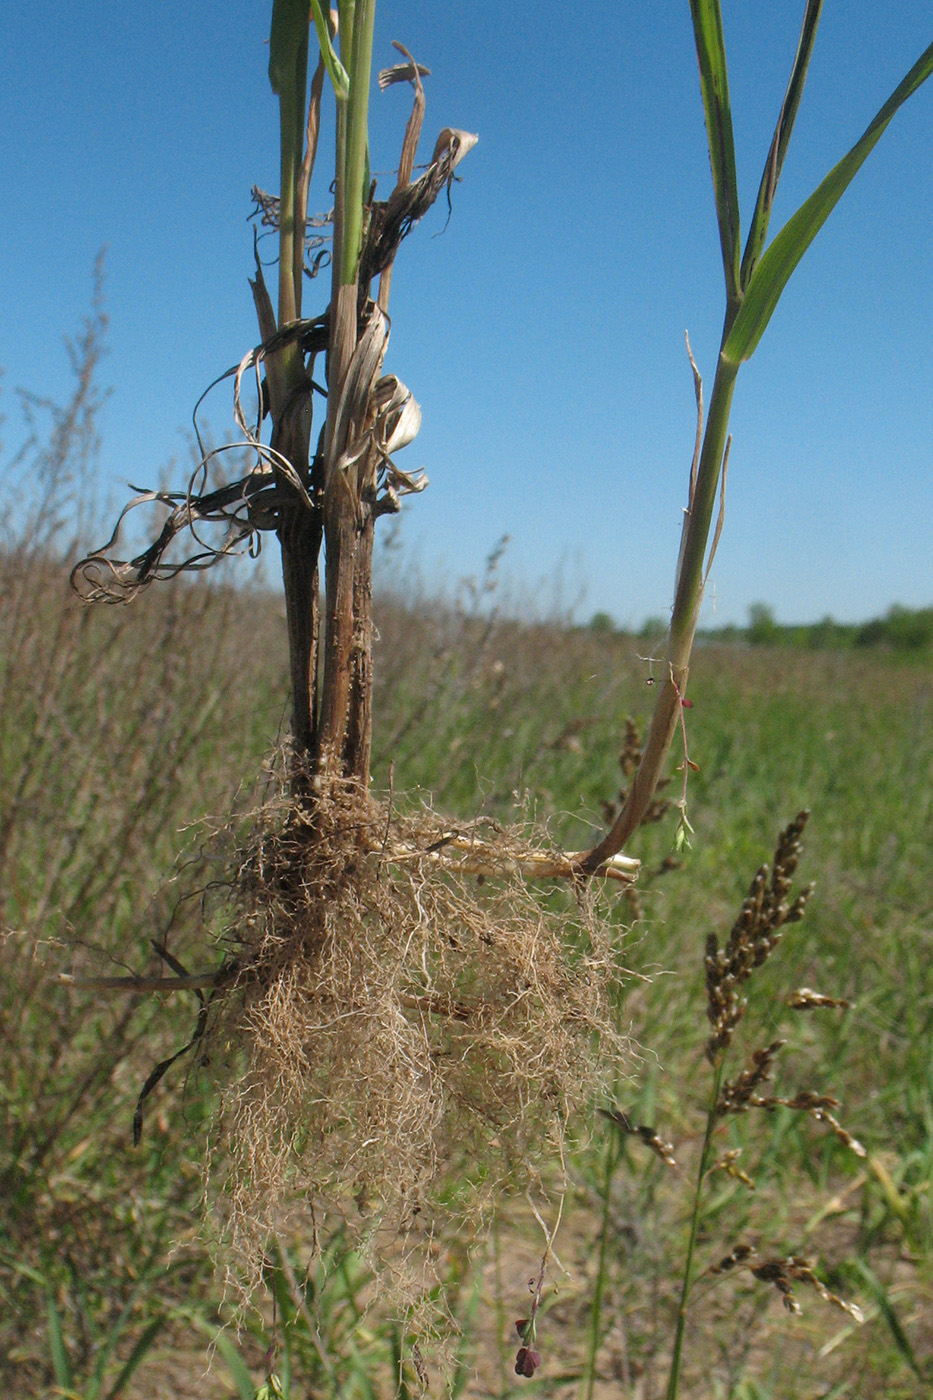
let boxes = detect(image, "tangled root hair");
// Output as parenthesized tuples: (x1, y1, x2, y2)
(199, 774, 632, 1304)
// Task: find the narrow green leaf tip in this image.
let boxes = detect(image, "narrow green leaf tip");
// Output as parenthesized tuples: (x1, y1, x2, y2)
(309, 0, 350, 100)
(724, 37, 933, 364)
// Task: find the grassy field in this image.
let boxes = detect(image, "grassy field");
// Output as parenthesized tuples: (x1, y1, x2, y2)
(2, 524, 930, 1397)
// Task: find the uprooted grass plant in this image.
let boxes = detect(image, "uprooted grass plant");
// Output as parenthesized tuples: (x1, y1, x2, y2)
(23, 0, 933, 1394)
(5, 342, 931, 1391)
(64, 0, 643, 1308)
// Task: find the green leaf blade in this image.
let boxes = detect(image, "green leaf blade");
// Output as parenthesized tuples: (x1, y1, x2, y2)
(689, 0, 742, 303)
(46, 1290, 72, 1391)
(724, 38, 933, 365)
(269, 0, 310, 95)
(338, 0, 376, 286)
(308, 0, 350, 101)
(854, 1261, 925, 1381)
(184, 1311, 259, 1400)
(104, 1316, 166, 1400)
(740, 0, 824, 289)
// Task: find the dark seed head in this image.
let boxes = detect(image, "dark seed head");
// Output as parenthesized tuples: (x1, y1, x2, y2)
(515, 1347, 541, 1377)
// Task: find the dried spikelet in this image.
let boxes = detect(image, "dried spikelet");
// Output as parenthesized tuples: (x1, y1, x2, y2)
(195, 773, 632, 1305)
(787, 987, 852, 1011)
(601, 717, 671, 829)
(708, 1148, 756, 1190)
(717, 1068, 866, 1156)
(598, 1107, 676, 1166)
(751, 1094, 866, 1158)
(717, 1039, 785, 1114)
(705, 810, 813, 1060)
(619, 717, 643, 780)
(707, 1245, 864, 1322)
(810, 1109, 866, 1158)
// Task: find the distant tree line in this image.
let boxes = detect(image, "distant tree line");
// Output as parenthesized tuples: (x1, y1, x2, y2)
(586, 603, 933, 652)
(707, 602, 933, 652)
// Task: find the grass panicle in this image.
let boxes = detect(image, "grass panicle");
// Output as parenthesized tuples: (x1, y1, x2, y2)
(704, 809, 813, 1061)
(663, 813, 866, 1400)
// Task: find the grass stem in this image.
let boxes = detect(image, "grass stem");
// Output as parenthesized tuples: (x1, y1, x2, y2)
(582, 1130, 622, 1400)
(665, 1055, 726, 1400)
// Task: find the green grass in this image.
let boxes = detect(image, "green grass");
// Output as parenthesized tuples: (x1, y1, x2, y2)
(2, 557, 930, 1396)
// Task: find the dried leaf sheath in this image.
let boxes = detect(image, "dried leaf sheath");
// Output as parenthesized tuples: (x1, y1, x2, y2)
(71, 56, 476, 795)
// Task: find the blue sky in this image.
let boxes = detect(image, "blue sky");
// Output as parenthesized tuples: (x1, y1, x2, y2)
(2, 1, 931, 627)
